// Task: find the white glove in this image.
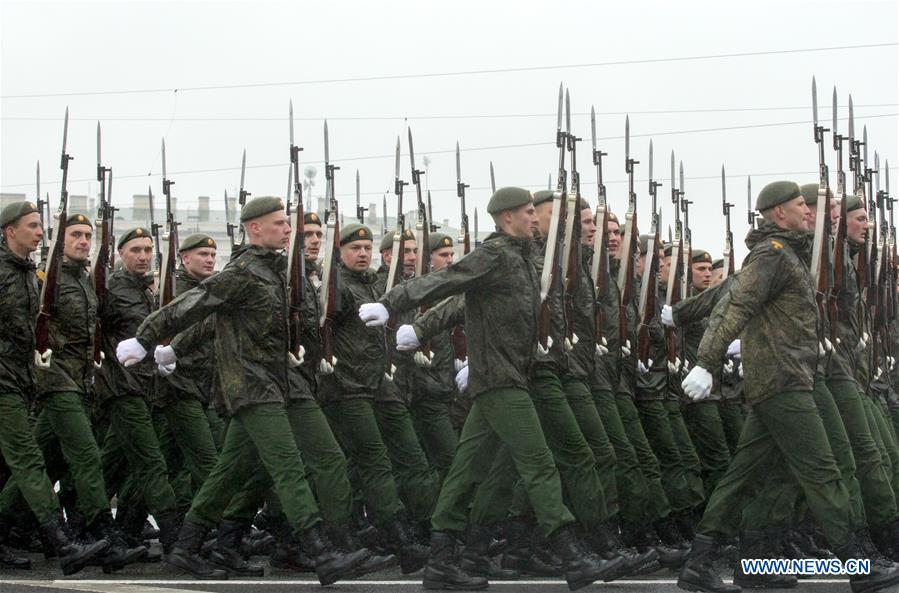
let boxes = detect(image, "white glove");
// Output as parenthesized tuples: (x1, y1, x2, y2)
(596, 337, 609, 357)
(726, 339, 741, 359)
(384, 363, 397, 381)
(359, 303, 389, 327)
(661, 305, 675, 328)
(414, 351, 434, 367)
(889, 356, 896, 371)
(621, 340, 631, 358)
(667, 357, 682, 374)
(537, 335, 554, 356)
(93, 350, 104, 370)
(455, 365, 469, 393)
(823, 338, 834, 353)
(287, 346, 305, 368)
(319, 356, 337, 375)
(682, 366, 714, 401)
(395, 324, 421, 351)
(723, 359, 734, 374)
(856, 332, 870, 352)
(738, 362, 744, 378)
(154, 345, 177, 366)
(157, 362, 176, 376)
(562, 333, 579, 351)
(116, 338, 147, 367)
(34, 349, 52, 369)
(637, 359, 653, 375)
(874, 367, 883, 382)
(454, 357, 468, 373)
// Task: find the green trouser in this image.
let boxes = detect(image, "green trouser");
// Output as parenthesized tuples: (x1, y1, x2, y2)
(827, 379, 898, 528)
(636, 398, 697, 514)
(186, 402, 320, 533)
(152, 410, 195, 510)
(205, 407, 226, 451)
(0, 392, 59, 523)
(697, 391, 851, 548)
(864, 395, 899, 495)
(224, 399, 353, 526)
(431, 387, 575, 537)
(409, 393, 459, 485)
(374, 400, 439, 523)
(718, 399, 745, 454)
(0, 391, 109, 525)
(564, 376, 618, 519)
(592, 388, 650, 524)
(156, 398, 219, 493)
(664, 399, 706, 510)
(891, 406, 899, 444)
(468, 445, 519, 526)
(683, 400, 732, 498)
(99, 395, 177, 515)
(530, 369, 606, 526)
(323, 398, 404, 526)
(616, 391, 671, 521)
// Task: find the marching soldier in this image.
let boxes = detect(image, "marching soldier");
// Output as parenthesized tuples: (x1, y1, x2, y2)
(0, 201, 110, 575)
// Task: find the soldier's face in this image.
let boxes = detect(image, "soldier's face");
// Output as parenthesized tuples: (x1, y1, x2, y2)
(805, 203, 817, 227)
(304, 224, 323, 261)
(535, 202, 553, 238)
(3, 212, 43, 256)
(847, 209, 869, 244)
(692, 262, 712, 291)
(830, 199, 841, 234)
(249, 210, 291, 250)
(402, 240, 418, 277)
(380, 249, 392, 267)
(182, 247, 217, 279)
(607, 221, 621, 258)
(431, 246, 454, 271)
(503, 203, 538, 239)
(580, 208, 596, 245)
(63, 224, 92, 263)
(710, 267, 724, 287)
(636, 253, 645, 277)
(340, 239, 372, 271)
(775, 197, 811, 232)
(118, 237, 154, 275)
(658, 255, 671, 283)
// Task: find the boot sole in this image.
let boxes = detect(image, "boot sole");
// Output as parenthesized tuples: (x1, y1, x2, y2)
(851, 571, 899, 593)
(316, 549, 371, 586)
(423, 578, 489, 590)
(567, 557, 627, 590)
(164, 555, 230, 580)
(1, 559, 32, 570)
(60, 540, 111, 576)
(677, 576, 739, 593)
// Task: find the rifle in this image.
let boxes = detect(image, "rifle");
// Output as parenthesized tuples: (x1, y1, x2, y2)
(664, 150, 685, 366)
(385, 136, 407, 293)
(35, 161, 48, 264)
(589, 105, 610, 349)
(489, 161, 496, 195)
(451, 141, 470, 361)
(148, 185, 161, 274)
(237, 149, 250, 247)
(92, 122, 115, 367)
(680, 161, 693, 300)
(408, 126, 435, 360)
(427, 190, 439, 233)
(474, 208, 480, 247)
(810, 76, 835, 344)
(35, 108, 73, 362)
(224, 189, 235, 249)
(354, 170, 367, 223)
(381, 192, 388, 237)
(617, 115, 639, 346)
(286, 100, 307, 362)
(158, 139, 179, 313)
(721, 165, 735, 280)
(747, 176, 755, 230)
(637, 139, 661, 364)
(538, 83, 568, 350)
(319, 120, 340, 367)
(559, 89, 582, 347)
(829, 89, 849, 347)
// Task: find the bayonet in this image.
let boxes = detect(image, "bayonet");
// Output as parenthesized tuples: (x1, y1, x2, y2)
(356, 169, 367, 223)
(456, 141, 470, 254)
(286, 100, 307, 365)
(489, 161, 496, 194)
(474, 208, 479, 247)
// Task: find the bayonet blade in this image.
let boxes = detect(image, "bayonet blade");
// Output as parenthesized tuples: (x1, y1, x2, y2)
(407, 126, 416, 171)
(812, 76, 818, 127)
(161, 139, 167, 180)
(62, 107, 69, 155)
(886, 159, 890, 195)
(625, 115, 630, 162)
(564, 88, 571, 135)
(286, 165, 292, 203)
(721, 164, 726, 201)
(556, 82, 563, 132)
(548, 173, 552, 190)
(648, 140, 654, 181)
(670, 150, 675, 190)
(590, 106, 597, 150)
(356, 169, 360, 205)
(863, 125, 868, 169)
(289, 100, 295, 147)
(489, 161, 496, 194)
(679, 160, 685, 194)
(848, 95, 855, 144)
(324, 119, 330, 164)
(36, 161, 40, 200)
(455, 141, 461, 183)
(832, 87, 838, 134)
(875, 152, 881, 192)
(394, 136, 401, 180)
(239, 149, 246, 193)
(96, 121, 101, 165)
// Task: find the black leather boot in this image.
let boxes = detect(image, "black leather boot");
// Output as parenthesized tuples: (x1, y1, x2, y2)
(207, 519, 264, 577)
(0, 514, 31, 569)
(267, 514, 315, 572)
(164, 519, 229, 579)
(676, 533, 741, 593)
(42, 516, 110, 576)
(459, 524, 519, 580)
(88, 510, 148, 573)
(500, 517, 563, 577)
(835, 536, 899, 593)
(549, 524, 626, 591)
(330, 524, 397, 578)
(585, 521, 659, 579)
(654, 516, 691, 568)
(422, 531, 488, 590)
(387, 516, 429, 574)
(732, 530, 797, 589)
(155, 510, 183, 555)
(298, 522, 370, 585)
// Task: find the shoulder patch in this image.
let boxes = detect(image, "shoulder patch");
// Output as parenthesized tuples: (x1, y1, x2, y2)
(770, 240, 783, 250)
(35, 269, 46, 282)
(237, 259, 249, 270)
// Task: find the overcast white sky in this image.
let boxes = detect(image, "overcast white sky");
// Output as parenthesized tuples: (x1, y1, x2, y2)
(2, 0, 897, 262)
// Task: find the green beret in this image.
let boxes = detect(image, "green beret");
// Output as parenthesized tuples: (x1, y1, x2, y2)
(66, 213, 92, 229)
(607, 212, 619, 224)
(117, 227, 153, 250)
(379, 228, 415, 252)
(691, 249, 712, 264)
(180, 233, 216, 252)
(340, 223, 373, 246)
(579, 198, 592, 211)
(662, 242, 673, 257)
(712, 258, 724, 270)
(800, 183, 820, 206)
(845, 195, 864, 213)
(532, 190, 555, 207)
(0, 201, 40, 228)
(487, 187, 533, 215)
(304, 212, 323, 226)
(638, 234, 652, 255)
(756, 181, 801, 212)
(429, 232, 454, 252)
(240, 196, 285, 222)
